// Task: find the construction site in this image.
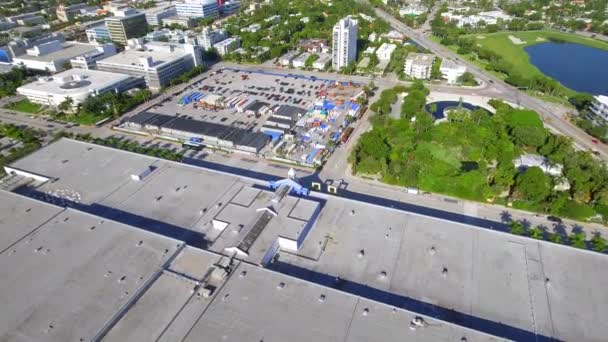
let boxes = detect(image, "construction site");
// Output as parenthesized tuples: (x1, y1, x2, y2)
(116, 68, 367, 167)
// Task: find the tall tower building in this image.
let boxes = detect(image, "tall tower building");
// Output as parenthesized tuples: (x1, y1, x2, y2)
(332, 17, 358, 70)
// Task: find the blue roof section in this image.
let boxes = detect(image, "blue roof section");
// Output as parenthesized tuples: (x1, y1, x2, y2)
(306, 148, 319, 164)
(268, 178, 310, 196)
(331, 131, 341, 141)
(262, 130, 282, 142)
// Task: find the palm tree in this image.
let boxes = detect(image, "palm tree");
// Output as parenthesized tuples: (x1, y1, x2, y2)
(57, 96, 74, 114)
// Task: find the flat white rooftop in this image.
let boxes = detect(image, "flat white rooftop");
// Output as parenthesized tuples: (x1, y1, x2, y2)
(13, 42, 99, 62)
(17, 68, 134, 96)
(97, 42, 189, 68)
(0, 191, 498, 342)
(7, 138, 608, 341)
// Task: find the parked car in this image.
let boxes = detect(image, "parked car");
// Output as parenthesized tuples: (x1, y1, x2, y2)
(547, 216, 562, 223)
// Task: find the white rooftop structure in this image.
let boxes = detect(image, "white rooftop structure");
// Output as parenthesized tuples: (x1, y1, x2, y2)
(96, 40, 202, 90)
(513, 153, 563, 176)
(399, 4, 428, 16)
(12, 40, 110, 73)
(16, 68, 141, 108)
(375, 42, 396, 61)
(590, 95, 608, 122)
(439, 58, 467, 84)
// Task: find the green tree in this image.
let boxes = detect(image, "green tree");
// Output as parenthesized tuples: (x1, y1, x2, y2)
(57, 96, 74, 113)
(570, 231, 587, 249)
(509, 220, 526, 235)
(591, 233, 607, 252)
(511, 126, 548, 147)
(515, 167, 551, 202)
(528, 226, 544, 240)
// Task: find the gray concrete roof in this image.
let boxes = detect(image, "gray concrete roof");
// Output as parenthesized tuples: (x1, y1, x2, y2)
(0, 192, 183, 342)
(6, 138, 608, 341)
(180, 263, 502, 342)
(271, 196, 608, 341)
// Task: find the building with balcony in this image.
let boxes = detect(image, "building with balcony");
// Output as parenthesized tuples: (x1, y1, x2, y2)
(403, 52, 435, 80)
(331, 17, 357, 70)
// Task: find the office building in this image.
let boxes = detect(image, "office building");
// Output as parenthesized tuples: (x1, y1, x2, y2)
(332, 17, 357, 70)
(16, 68, 143, 108)
(12, 40, 116, 73)
(590, 95, 608, 122)
(219, 0, 240, 16)
(105, 8, 148, 45)
(439, 59, 466, 84)
(144, 4, 177, 26)
(213, 36, 239, 55)
(175, 0, 219, 19)
(69, 43, 117, 70)
(403, 52, 435, 79)
(56, 3, 88, 22)
(199, 26, 227, 50)
(96, 40, 203, 90)
(85, 23, 111, 44)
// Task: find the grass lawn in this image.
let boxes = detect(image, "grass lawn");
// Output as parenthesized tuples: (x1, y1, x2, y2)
(6, 99, 43, 114)
(465, 30, 608, 94)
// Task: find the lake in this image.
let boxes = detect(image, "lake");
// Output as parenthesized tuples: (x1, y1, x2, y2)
(525, 42, 608, 95)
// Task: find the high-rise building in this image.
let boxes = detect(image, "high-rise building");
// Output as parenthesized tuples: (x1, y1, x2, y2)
(331, 17, 357, 70)
(105, 8, 148, 45)
(175, 0, 219, 19)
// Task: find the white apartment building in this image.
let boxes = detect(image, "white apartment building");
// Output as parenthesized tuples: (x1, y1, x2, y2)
(332, 17, 358, 70)
(590, 95, 608, 122)
(403, 52, 435, 79)
(199, 26, 227, 50)
(213, 37, 240, 56)
(144, 4, 177, 26)
(292, 52, 310, 68)
(399, 4, 428, 16)
(16, 69, 143, 109)
(176, 0, 219, 19)
(439, 59, 466, 84)
(375, 42, 396, 61)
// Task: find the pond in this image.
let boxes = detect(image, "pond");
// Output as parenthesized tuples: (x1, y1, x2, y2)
(525, 42, 608, 95)
(425, 101, 488, 120)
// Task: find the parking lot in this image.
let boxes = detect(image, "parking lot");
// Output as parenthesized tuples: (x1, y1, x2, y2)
(123, 68, 366, 166)
(148, 68, 329, 130)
